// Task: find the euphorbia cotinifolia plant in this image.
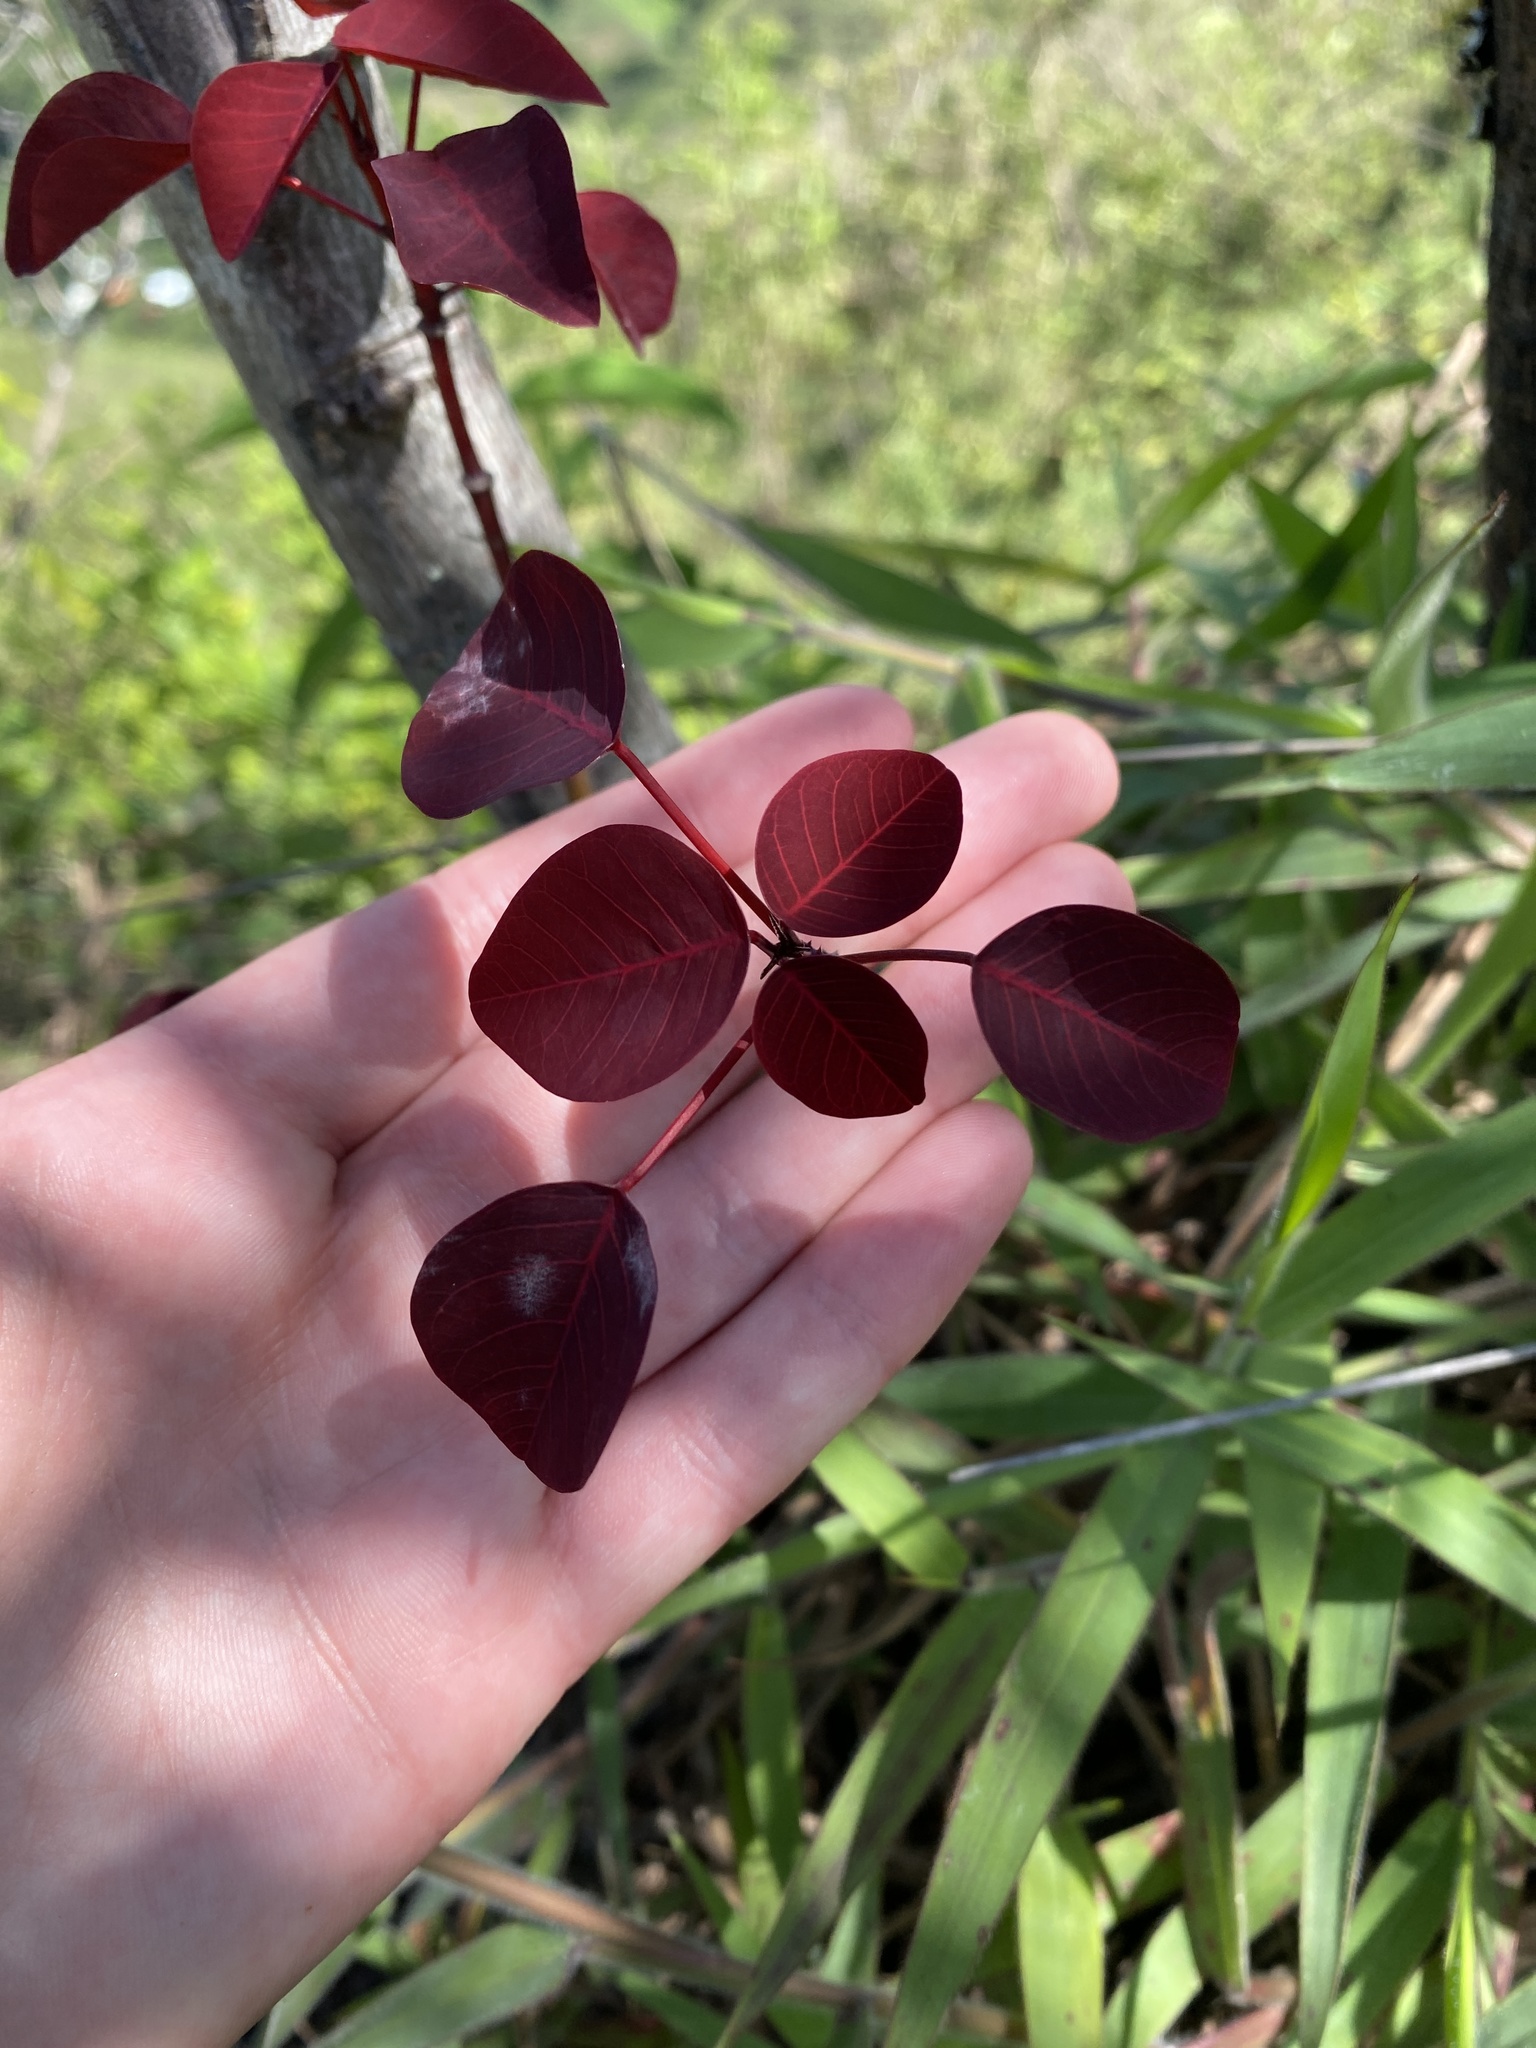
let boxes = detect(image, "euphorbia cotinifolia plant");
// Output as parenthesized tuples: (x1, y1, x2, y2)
(8, 0, 1240, 1496)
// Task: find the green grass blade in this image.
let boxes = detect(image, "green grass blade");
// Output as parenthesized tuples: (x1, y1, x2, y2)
(512, 352, 738, 428)
(586, 1657, 633, 1905)
(1018, 1178, 1226, 1297)
(1322, 690, 1536, 794)
(1018, 1816, 1105, 2048)
(1179, 1723, 1247, 1993)
(1445, 1808, 1481, 2048)
(1298, 1505, 1409, 2047)
(1122, 824, 1454, 909)
(886, 1353, 1164, 1443)
(1478, 1967, 1536, 2048)
(1247, 1450, 1327, 1724)
(811, 1429, 969, 1588)
(1244, 459, 1399, 645)
(886, 1441, 1214, 2048)
(1240, 913, 1446, 1037)
(743, 1603, 805, 1886)
(1254, 1097, 1536, 1340)
(1365, 509, 1494, 733)
(1270, 887, 1415, 1248)
(1317, 1798, 1459, 2048)
(310, 1924, 576, 2047)
(292, 588, 368, 723)
(1405, 855, 1536, 1087)
(261, 1935, 359, 2048)
(720, 1588, 1036, 2044)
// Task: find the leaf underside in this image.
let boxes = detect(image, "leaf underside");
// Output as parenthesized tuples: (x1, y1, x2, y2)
(577, 190, 678, 352)
(402, 550, 625, 817)
(411, 1180, 657, 1492)
(191, 60, 339, 262)
(5, 74, 191, 276)
(754, 954, 928, 1118)
(754, 749, 964, 939)
(470, 823, 751, 1101)
(970, 903, 1239, 1142)
(334, 0, 606, 105)
(376, 108, 599, 325)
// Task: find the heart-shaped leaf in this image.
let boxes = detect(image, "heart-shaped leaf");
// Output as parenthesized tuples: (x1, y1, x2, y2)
(335, 0, 605, 107)
(754, 749, 964, 940)
(471, 823, 750, 1100)
(5, 74, 192, 277)
(191, 60, 339, 262)
(578, 190, 677, 352)
(971, 903, 1240, 1143)
(412, 1180, 657, 1492)
(402, 550, 625, 817)
(376, 108, 598, 324)
(754, 955, 928, 1118)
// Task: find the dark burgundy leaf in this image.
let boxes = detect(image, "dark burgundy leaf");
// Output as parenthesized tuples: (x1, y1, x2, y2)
(471, 823, 750, 1100)
(578, 190, 677, 352)
(971, 903, 1239, 1143)
(112, 986, 199, 1034)
(6, 75, 192, 277)
(335, 0, 605, 107)
(292, 0, 361, 13)
(191, 60, 339, 262)
(754, 955, 927, 1119)
(402, 550, 624, 816)
(376, 108, 598, 323)
(754, 748, 963, 940)
(412, 1180, 657, 1492)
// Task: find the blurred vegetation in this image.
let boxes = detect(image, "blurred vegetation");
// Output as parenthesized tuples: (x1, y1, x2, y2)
(15, 5, 1536, 2046)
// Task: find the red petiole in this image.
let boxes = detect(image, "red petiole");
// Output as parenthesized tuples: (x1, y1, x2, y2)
(406, 69, 424, 153)
(278, 175, 390, 237)
(842, 948, 976, 968)
(616, 1030, 756, 1193)
(610, 736, 783, 933)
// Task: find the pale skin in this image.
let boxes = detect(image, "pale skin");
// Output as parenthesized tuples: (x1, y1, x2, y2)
(0, 686, 1129, 2046)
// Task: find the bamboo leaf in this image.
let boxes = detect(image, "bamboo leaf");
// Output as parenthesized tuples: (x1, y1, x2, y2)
(1322, 691, 1536, 794)
(1405, 855, 1536, 1087)
(1317, 1798, 1459, 2048)
(720, 1588, 1036, 2044)
(811, 1429, 969, 1588)
(886, 1442, 1214, 2048)
(1298, 1505, 1409, 2047)
(743, 1603, 805, 1886)
(311, 1925, 576, 2047)
(1255, 1097, 1536, 1340)
(1365, 508, 1494, 733)
(1018, 1816, 1105, 2048)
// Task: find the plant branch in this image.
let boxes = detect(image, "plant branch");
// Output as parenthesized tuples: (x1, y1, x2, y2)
(406, 67, 423, 152)
(843, 947, 977, 968)
(278, 174, 389, 237)
(609, 736, 780, 929)
(617, 1032, 756, 1194)
(416, 284, 515, 586)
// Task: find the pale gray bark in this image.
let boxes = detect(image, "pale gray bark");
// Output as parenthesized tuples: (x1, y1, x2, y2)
(55, 0, 676, 783)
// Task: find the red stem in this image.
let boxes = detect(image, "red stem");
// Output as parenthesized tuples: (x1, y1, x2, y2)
(279, 175, 390, 236)
(616, 1032, 756, 1194)
(609, 736, 780, 930)
(417, 283, 515, 586)
(407, 69, 423, 152)
(842, 948, 977, 968)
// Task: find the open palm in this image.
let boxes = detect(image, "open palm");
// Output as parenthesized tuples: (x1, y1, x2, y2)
(0, 686, 1124, 2046)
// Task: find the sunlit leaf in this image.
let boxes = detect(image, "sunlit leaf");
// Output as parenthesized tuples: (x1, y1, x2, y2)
(1321, 693, 1536, 795)
(743, 1603, 804, 1886)
(811, 1428, 969, 1587)
(310, 1923, 575, 2045)
(1018, 1817, 1104, 2048)
(334, 0, 605, 104)
(1365, 508, 1495, 734)
(1403, 855, 1536, 1087)
(5, 74, 191, 276)
(1317, 1799, 1458, 2048)
(578, 190, 677, 350)
(191, 59, 339, 261)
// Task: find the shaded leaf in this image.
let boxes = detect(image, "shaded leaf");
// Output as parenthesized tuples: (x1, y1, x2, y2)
(754, 749, 963, 939)
(1318, 1798, 1459, 2048)
(334, 0, 605, 104)
(1298, 1505, 1408, 2048)
(1366, 509, 1495, 734)
(311, 1922, 575, 2045)
(402, 549, 623, 816)
(1479, 1969, 1536, 2048)
(743, 1604, 804, 1886)
(811, 1428, 969, 1587)
(410, 1180, 658, 1492)
(377, 109, 599, 324)
(754, 955, 927, 1118)
(1244, 459, 1400, 645)
(513, 351, 736, 427)
(191, 59, 338, 262)
(578, 190, 677, 350)
(1404, 854, 1536, 1086)
(1016, 1175, 1225, 1297)
(470, 823, 749, 1101)
(5, 74, 191, 276)
(586, 1658, 632, 1903)
(887, 1441, 1214, 2048)
(1247, 1446, 1326, 1725)
(1018, 1817, 1104, 2048)
(971, 904, 1239, 1143)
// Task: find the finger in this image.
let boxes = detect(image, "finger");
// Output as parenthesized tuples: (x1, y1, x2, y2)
(536, 1100, 1031, 1655)
(136, 685, 912, 1160)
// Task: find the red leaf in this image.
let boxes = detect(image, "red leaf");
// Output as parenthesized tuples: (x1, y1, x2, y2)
(402, 550, 624, 816)
(412, 1180, 657, 1492)
(292, 2, 362, 13)
(113, 987, 199, 1034)
(754, 749, 963, 940)
(191, 60, 339, 262)
(578, 190, 677, 351)
(5, 74, 191, 277)
(376, 107, 598, 323)
(970, 904, 1239, 1143)
(754, 955, 927, 1118)
(335, 0, 605, 106)
(471, 823, 750, 1100)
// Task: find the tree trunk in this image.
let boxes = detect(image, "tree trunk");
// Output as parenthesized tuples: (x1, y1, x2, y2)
(1487, 0, 1536, 646)
(55, 0, 676, 790)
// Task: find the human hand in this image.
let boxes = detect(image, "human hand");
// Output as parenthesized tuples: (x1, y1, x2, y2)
(0, 685, 1124, 2045)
